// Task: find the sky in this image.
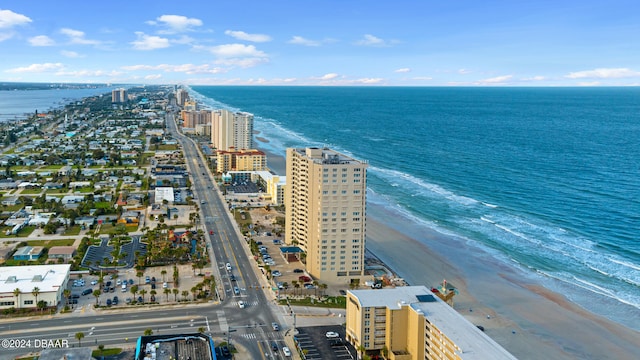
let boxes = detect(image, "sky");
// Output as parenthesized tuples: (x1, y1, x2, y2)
(0, 0, 639, 86)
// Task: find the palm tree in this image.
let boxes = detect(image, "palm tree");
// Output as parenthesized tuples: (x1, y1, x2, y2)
(190, 286, 197, 301)
(98, 344, 105, 359)
(161, 269, 167, 282)
(13, 288, 21, 309)
(172, 288, 179, 301)
(32, 287, 40, 307)
(312, 280, 319, 297)
(130, 285, 139, 300)
(150, 290, 157, 302)
(320, 283, 328, 297)
(139, 289, 147, 302)
(357, 344, 366, 360)
(144, 328, 153, 336)
(136, 270, 143, 285)
(93, 289, 101, 305)
(181, 290, 189, 301)
(63, 289, 71, 307)
(75, 332, 85, 347)
(163, 288, 170, 301)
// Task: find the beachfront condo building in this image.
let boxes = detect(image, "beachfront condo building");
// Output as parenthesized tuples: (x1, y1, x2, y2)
(216, 148, 267, 173)
(285, 147, 368, 284)
(111, 88, 127, 103)
(175, 88, 189, 106)
(181, 109, 212, 128)
(346, 286, 517, 360)
(210, 109, 254, 151)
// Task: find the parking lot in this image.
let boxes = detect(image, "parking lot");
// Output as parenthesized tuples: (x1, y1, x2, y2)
(294, 325, 355, 360)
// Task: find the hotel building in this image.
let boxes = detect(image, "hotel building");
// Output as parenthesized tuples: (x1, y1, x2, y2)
(111, 88, 127, 103)
(285, 147, 367, 284)
(346, 286, 517, 360)
(210, 109, 254, 151)
(216, 148, 267, 173)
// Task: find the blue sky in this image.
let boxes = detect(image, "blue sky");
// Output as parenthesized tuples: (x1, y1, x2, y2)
(1, 0, 638, 86)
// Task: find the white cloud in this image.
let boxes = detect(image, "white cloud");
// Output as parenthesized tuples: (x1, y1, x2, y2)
(29, 35, 55, 46)
(577, 81, 601, 86)
(225, 30, 271, 43)
(209, 43, 266, 58)
(0, 9, 31, 28)
(458, 68, 471, 74)
(477, 75, 513, 84)
(150, 15, 202, 33)
(131, 32, 170, 50)
(288, 36, 320, 47)
(121, 63, 226, 74)
(6, 63, 64, 73)
(0, 32, 13, 42)
(145, 74, 163, 80)
(565, 68, 640, 79)
(55, 69, 122, 77)
(60, 28, 101, 45)
(356, 34, 385, 46)
(394, 68, 411, 73)
(521, 75, 545, 81)
(60, 50, 83, 58)
(354, 78, 384, 84)
(412, 76, 433, 81)
(214, 57, 268, 68)
(319, 73, 338, 80)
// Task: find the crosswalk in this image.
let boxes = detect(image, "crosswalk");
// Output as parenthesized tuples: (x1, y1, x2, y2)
(241, 332, 284, 340)
(232, 300, 260, 307)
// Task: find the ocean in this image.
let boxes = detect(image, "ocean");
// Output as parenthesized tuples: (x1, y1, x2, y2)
(188, 86, 640, 330)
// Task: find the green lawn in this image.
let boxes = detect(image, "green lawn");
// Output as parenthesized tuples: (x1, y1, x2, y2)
(74, 186, 94, 193)
(20, 188, 43, 194)
(26, 238, 76, 247)
(92, 347, 122, 357)
(39, 165, 64, 170)
(278, 296, 347, 308)
(46, 189, 68, 194)
(63, 225, 82, 235)
(156, 144, 179, 150)
(94, 201, 112, 209)
(0, 225, 36, 238)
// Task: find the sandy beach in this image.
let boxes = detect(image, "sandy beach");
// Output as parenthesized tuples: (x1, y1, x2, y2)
(258, 137, 640, 360)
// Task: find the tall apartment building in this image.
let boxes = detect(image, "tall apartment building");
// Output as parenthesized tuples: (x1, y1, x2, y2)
(181, 110, 212, 128)
(346, 286, 517, 360)
(285, 147, 368, 284)
(210, 109, 254, 151)
(111, 88, 127, 103)
(175, 89, 189, 107)
(216, 148, 266, 173)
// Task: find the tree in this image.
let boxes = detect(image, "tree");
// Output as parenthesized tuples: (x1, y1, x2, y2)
(136, 270, 144, 285)
(75, 332, 85, 347)
(32, 287, 40, 306)
(357, 344, 366, 360)
(93, 289, 101, 305)
(164, 288, 171, 301)
(181, 290, 189, 301)
(190, 286, 197, 301)
(131, 285, 139, 300)
(144, 328, 153, 336)
(13, 288, 21, 309)
(63, 289, 71, 307)
(37, 300, 47, 312)
(198, 327, 205, 333)
(150, 290, 157, 302)
(172, 288, 179, 301)
(161, 269, 167, 282)
(139, 289, 147, 302)
(98, 344, 105, 359)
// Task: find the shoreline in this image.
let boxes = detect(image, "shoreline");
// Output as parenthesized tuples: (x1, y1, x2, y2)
(259, 144, 640, 360)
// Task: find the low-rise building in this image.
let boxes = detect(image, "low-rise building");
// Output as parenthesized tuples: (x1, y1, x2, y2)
(0, 264, 71, 309)
(13, 246, 44, 261)
(48, 246, 77, 261)
(346, 286, 517, 360)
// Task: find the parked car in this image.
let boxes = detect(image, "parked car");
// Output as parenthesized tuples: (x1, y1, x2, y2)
(163, 282, 168, 289)
(298, 275, 311, 282)
(221, 345, 230, 357)
(145, 276, 150, 284)
(293, 269, 304, 273)
(209, 230, 214, 235)
(151, 283, 156, 289)
(106, 299, 112, 306)
(81, 288, 92, 296)
(137, 296, 143, 303)
(339, 290, 347, 296)
(150, 295, 156, 302)
(151, 277, 156, 283)
(113, 296, 119, 305)
(272, 270, 282, 277)
(326, 331, 340, 338)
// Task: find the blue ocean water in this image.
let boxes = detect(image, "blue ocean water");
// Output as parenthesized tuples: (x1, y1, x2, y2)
(0, 87, 112, 122)
(189, 86, 640, 328)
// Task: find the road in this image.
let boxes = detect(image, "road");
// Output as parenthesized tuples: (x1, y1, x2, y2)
(0, 111, 289, 360)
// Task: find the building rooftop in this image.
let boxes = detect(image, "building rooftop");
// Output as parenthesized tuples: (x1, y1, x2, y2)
(294, 147, 367, 165)
(350, 286, 517, 360)
(135, 333, 214, 360)
(0, 264, 71, 294)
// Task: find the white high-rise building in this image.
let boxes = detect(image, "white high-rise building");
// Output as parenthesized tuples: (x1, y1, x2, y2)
(210, 109, 254, 151)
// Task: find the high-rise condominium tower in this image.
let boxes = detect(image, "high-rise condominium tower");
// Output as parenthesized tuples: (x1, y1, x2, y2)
(285, 147, 367, 284)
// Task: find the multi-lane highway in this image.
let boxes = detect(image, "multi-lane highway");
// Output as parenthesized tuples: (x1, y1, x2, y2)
(0, 111, 288, 360)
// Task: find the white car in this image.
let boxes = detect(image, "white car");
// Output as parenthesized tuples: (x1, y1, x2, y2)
(282, 346, 291, 357)
(238, 300, 246, 308)
(90, 280, 97, 285)
(325, 331, 340, 338)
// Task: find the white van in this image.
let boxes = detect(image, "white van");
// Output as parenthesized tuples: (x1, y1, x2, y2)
(226, 263, 232, 271)
(121, 283, 127, 292)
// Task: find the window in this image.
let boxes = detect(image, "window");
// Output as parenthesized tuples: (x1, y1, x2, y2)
(23, 300, 34, 305)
